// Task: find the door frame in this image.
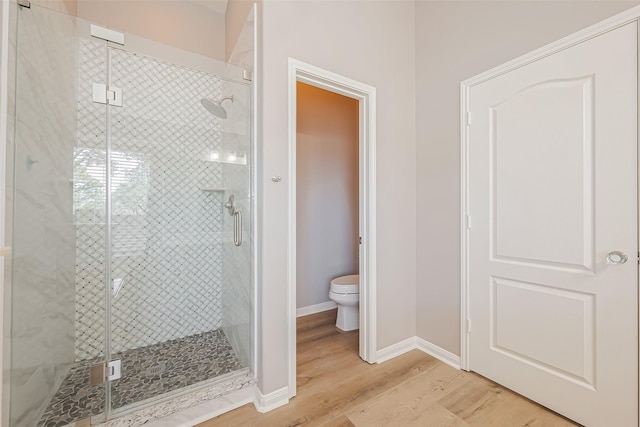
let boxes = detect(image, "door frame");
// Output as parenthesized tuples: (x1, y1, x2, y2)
(460, 4, 640, 377)
(287, 58, 377, 397)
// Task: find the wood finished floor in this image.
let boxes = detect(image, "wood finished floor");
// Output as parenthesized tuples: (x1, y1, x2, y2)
(198, 309, 578, 427)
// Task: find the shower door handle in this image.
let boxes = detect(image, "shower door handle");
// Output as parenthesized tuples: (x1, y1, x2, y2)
(234, 210, 242, 247)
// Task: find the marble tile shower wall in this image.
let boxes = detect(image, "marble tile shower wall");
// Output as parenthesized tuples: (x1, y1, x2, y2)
(75, 46, 228, 359)
(10, 6, 80, 427)
(221, 81, 252, 368)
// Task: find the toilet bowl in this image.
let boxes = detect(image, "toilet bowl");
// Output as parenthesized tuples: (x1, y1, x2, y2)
(329, 274, 359, 331)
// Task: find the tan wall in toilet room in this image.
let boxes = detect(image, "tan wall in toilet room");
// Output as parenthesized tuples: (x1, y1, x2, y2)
(296, 82, 359, 310)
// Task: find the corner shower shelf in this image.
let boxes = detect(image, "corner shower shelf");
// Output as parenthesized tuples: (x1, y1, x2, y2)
(199, 188, 226, 193)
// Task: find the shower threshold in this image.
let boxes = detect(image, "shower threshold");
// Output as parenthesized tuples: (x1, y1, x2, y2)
(37, 329, 244, 427)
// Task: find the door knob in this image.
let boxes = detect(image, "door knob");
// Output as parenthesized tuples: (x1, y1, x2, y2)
(607, 251, 628, 264)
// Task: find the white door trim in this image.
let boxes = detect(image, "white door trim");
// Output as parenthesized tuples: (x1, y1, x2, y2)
(287, 58, 377, 397)
(460, 5, 640, 371)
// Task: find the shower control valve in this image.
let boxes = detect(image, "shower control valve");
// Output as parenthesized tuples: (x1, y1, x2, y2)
(271, 176, 282, 183)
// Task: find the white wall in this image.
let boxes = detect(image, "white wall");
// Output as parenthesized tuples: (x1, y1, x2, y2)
(225, 0, 257, 62)
(296, 82, 359, 309)
(259, 0, 416, 394)
(33, 0, 227, 62)
(75, 0, 226, 61)
(415, 0, 640, 356)
(31, 0, 77, 15)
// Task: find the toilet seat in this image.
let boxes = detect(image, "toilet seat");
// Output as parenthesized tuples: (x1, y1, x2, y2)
(330, 274, 359, 294)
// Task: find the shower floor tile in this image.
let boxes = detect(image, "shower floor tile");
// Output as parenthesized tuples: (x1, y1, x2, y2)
(37, 329, 244, 427)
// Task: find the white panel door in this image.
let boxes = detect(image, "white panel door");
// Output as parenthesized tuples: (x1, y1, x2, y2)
(468, 22, 638, 426)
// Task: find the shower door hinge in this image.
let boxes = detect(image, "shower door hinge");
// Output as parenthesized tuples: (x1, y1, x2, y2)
(242, 70, 253, 81)
(466, 111, 472, 125)
(92, 83, 123, 107)
(90, 359, 122, 385)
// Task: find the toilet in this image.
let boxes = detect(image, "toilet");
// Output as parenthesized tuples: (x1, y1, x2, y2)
(329, 274, 359, 331)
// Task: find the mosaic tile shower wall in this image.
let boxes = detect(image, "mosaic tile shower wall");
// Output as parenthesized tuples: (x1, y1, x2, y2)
(75, 46, 228, 359)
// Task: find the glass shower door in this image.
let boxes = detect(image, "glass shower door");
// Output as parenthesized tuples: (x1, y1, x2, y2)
(10, 4, 110, 426)
(10, 3, 254, 424)
(106, 44, 253, 413)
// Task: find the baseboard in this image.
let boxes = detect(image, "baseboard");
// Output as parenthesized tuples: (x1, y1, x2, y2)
(253, 386, 289, 413)
(415, 337, 461, 369)
(376, 336, 417, 363)
(375, 336, 461, 369)
(296, 301, 337, 317)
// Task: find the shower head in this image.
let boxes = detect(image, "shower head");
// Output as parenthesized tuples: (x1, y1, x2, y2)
(201, 95, 234, 119)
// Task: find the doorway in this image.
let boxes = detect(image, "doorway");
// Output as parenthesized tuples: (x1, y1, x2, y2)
(287, 59, 377, 398)
(295, 81, 359, 325)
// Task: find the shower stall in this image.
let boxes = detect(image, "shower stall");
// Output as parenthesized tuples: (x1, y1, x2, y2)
(5, 2, 254, 426)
